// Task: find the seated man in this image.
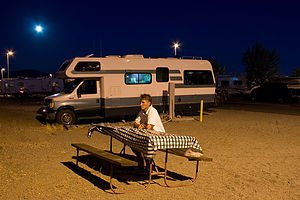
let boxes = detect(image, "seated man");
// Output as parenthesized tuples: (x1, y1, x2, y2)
(134, 94, 165, 132)
(133, 94, 165, 168)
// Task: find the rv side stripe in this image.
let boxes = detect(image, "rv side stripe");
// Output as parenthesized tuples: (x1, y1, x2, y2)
(175, 84, 216, 88)
(103, 102, 208, 109)
(169, 70, 181, 74)
(71, 69, 181, 74)
(102, 94, 215, 107)
(170, 76, 182, 81)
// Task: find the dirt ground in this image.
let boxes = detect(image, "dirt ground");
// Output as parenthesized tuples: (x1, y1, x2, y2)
(0, 98, 300, 200)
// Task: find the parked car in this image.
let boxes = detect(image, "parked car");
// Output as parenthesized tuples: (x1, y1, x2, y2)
(250, 82, 291, 103)
(289, 88, 300, 103)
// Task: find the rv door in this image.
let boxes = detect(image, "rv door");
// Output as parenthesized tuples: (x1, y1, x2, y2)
(75, 79, 101, 118)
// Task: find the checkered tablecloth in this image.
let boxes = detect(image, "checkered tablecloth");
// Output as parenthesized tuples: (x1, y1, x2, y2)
(88, 125, 203, 159)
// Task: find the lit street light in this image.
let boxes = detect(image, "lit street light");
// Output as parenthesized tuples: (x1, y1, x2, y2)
(173, 42, 180, 57)
(7, 51, 14, 79)
(1, 68, 5, 80)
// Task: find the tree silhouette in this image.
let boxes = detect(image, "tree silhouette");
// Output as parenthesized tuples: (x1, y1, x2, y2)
(243, 42, 279, 87)
(292, 67, 300, 77)
(208, 58, 226, 75)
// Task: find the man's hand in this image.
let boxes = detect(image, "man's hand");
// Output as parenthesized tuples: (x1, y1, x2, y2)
(134, 122, 146, 129)
(133, 122, 140, 128)
(138, 124, 146, 129)
(134, 123, 152, 130)
(146, 124, 154, 130)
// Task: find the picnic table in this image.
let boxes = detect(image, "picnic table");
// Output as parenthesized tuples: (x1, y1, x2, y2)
(87, 125, 204, 159)
(71, 125, 212, 193)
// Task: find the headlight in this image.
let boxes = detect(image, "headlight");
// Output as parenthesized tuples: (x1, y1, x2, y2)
(49, 102, 55, 108)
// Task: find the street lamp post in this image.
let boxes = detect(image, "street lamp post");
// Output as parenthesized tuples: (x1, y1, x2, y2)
(6, 51, 14, 79)
(173, 43, 180, 57)
(1, 68, 5, 80)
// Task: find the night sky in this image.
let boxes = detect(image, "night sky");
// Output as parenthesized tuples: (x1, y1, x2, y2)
(1, 0, 300, 75)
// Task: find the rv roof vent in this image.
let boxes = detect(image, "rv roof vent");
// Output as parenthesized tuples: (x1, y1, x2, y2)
(122, 55, 144, 59)
(182, 56, 202, 60)
(105, 55, 121, 58)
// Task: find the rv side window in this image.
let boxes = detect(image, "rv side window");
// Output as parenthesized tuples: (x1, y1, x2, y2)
(125, 73, 152, 84)
(78, 80, 97, 94)
(74, 62, 101, 72)
(184, 70, 214, 85)
(156, 67, 169, 82)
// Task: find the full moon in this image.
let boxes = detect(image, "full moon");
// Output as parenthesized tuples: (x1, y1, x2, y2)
(35, 25, 43, 33)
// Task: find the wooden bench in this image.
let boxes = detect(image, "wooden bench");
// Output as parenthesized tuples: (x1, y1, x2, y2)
(72, 143, 137, 167)
(71, 143, 213, 192)
(71, 143, 155, 194)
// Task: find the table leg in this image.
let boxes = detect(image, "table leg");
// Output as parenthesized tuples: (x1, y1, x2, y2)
(163, 150, 199, 187)
(110, 136, 112, 152)
(76, 148, 79, 166)
(109, 162, 153, 194)
(120, 144, 126, 155)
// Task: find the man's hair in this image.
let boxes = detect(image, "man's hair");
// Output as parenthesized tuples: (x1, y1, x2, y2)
(140, 94, 152, 103)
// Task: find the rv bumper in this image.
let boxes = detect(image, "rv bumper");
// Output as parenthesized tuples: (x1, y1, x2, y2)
(37, 107, 56, 121)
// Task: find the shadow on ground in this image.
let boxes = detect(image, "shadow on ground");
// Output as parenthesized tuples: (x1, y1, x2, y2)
(62, 154, 193, 192)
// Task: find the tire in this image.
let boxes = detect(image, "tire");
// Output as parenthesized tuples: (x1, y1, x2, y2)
(56, 109, 76, 125)
(278, 97, 284, 104)
(214, 93, 223, 107)
(250, 91, 257, 102)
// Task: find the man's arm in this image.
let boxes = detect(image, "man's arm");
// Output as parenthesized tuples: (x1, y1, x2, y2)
(134, 121, 146, 129)
(146, 124, 154, 130)
(133, 121, 139, 128)
(134, 114, 144, 129)
(146, 109, 156, 130)
(134, 115, 146, 129)
(134, 122, 152, 130)
(146, 107, 165, 132)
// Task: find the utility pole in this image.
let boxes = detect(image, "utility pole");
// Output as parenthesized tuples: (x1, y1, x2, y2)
(168, 82, 175, 120)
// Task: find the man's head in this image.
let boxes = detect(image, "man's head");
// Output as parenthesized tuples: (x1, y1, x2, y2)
(140, 94, 152, 111)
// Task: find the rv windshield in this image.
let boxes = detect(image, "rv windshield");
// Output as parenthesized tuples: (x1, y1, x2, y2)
(62, 79, 82, 94)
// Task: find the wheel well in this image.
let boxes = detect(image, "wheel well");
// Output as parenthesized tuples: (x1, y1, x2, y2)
(56, 106, 77, 119)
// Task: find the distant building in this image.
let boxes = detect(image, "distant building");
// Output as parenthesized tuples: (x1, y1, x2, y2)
(0, 77, 64, 96)
(216, 74, 247, 95)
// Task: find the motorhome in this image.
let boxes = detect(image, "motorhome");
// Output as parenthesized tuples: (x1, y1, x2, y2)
(216, 74, 247, 95)
(38, 55, 216, 125)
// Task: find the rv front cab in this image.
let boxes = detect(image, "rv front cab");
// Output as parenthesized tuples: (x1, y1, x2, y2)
(39, 78, 101, 125)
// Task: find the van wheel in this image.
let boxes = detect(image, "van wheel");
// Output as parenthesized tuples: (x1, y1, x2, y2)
(250, 92, 257, 102)
(278, 97, 284, 104)
(57, 109, 76, 125)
